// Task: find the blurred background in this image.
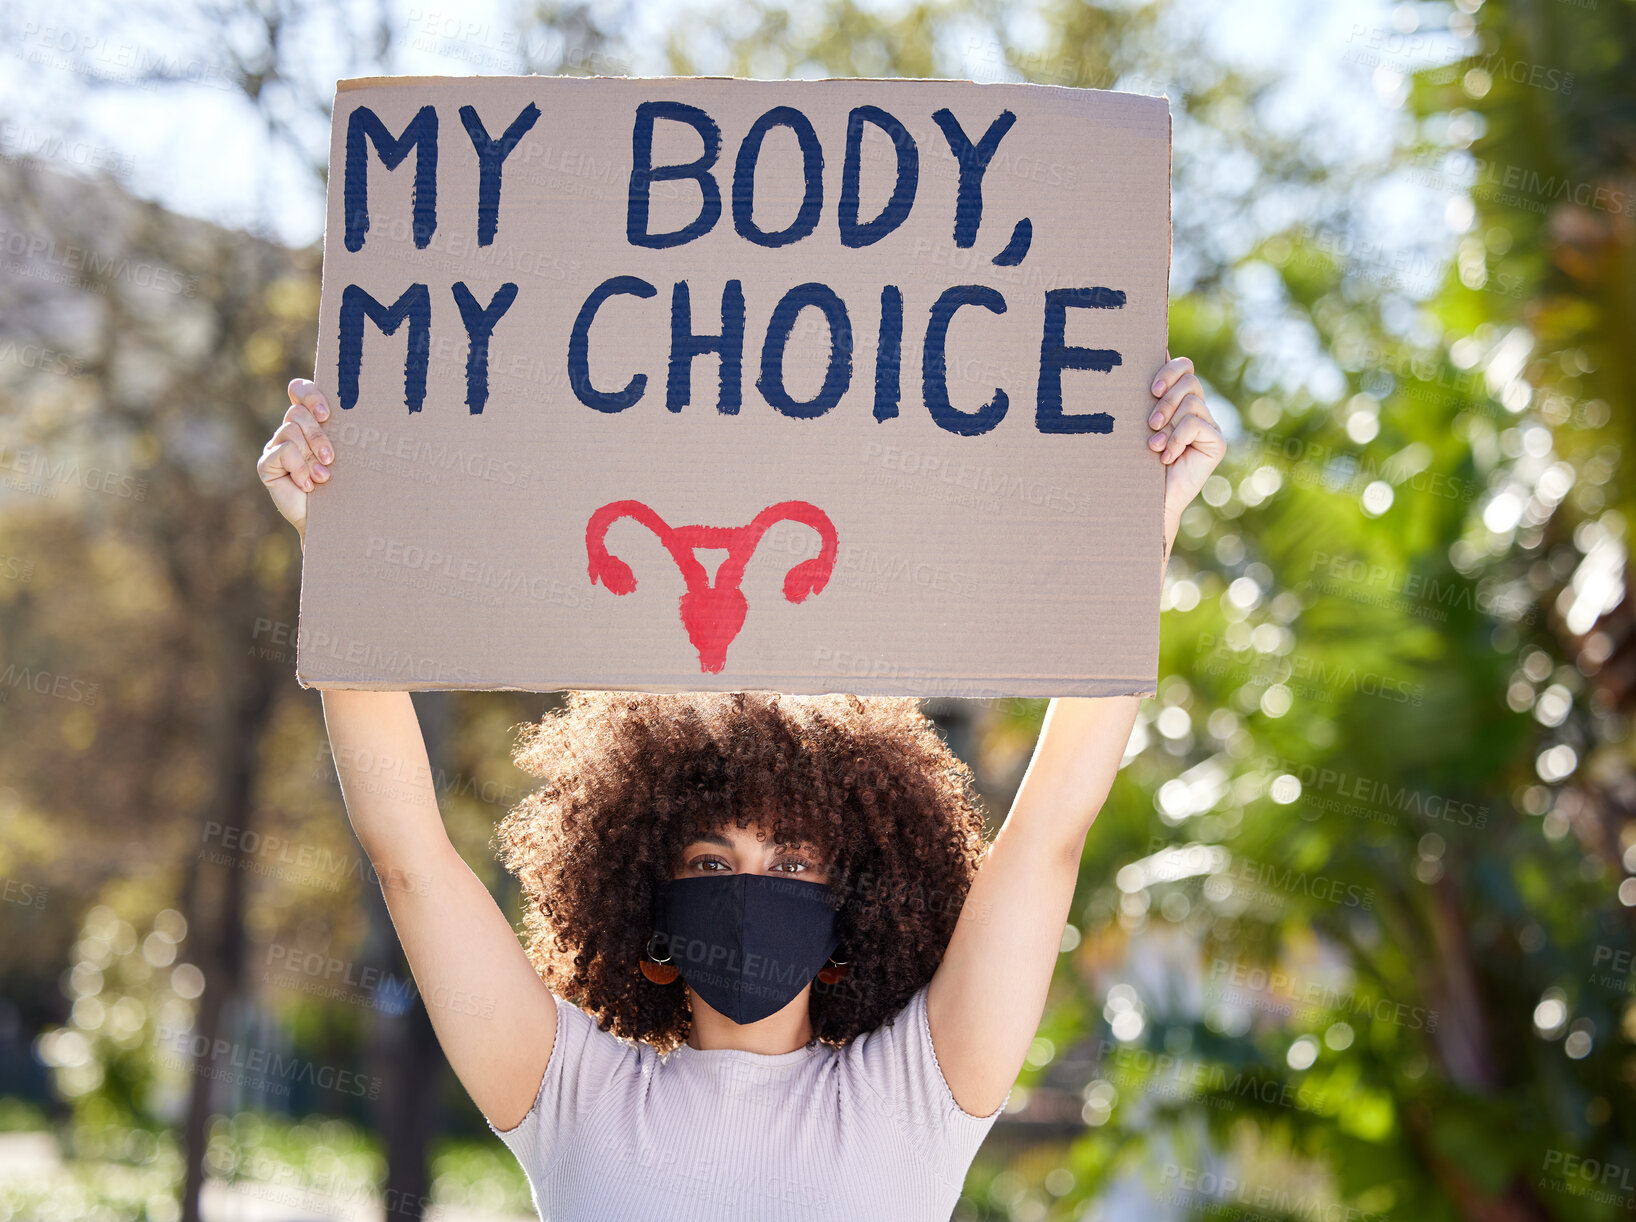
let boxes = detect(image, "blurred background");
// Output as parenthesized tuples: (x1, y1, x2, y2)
(0, 0, 1632, 1218)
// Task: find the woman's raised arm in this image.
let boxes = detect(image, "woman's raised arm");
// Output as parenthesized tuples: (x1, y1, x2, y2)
(259, 379, 558, 1132)
(925, 356, 1225, 1117)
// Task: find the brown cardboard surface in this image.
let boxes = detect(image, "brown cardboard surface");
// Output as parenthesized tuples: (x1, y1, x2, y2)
(297, 76, 1171, 697)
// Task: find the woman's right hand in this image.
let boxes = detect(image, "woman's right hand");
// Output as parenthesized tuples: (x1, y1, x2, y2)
(256, 378, 335, 543)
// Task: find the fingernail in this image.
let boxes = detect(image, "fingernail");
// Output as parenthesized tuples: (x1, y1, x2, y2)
(316, 401, 329, 419)
(313, 462, 328, 478)
(320, 447, 333, 463)
(1149, 410, 1163, 428)
(1152, 378, 1164, 393)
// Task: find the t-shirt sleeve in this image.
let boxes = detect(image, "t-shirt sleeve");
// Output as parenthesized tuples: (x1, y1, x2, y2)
(846, 980, 1011, 1185)
(484, 990, 633, 1183)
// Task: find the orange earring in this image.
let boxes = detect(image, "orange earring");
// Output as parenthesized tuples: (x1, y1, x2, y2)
(640, 931, 679, 984)
(816, 952, 850, 984)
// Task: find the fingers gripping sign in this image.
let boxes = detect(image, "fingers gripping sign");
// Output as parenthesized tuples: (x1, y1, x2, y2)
(256, 378, 337, 543)
(1146, 353, 1226, 552)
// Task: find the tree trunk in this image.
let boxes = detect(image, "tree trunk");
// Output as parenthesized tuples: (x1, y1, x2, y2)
(180, 660, 272, 1222)
(1417, 880, 1551, 1222)
(366, 690, 451, 1220)
(370, 970, 443, 1220)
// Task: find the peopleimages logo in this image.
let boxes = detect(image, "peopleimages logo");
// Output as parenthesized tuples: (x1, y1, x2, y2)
(156, 1025, 381, 1099)
(329, 421, 535, 488)
(1093, 1043, 1336, 1115)
(1542, 1149, 1636, 1192)
(1258, 754, 1490, 829)
(1234, 859, 1376, 911)
(1473, 54, 1575, 95)
(1159, 1163, 1386, 1222)
(659, 935, 805, 987)
(1208, 959, 1439, 1031)
(1474, 161, 1634, 217)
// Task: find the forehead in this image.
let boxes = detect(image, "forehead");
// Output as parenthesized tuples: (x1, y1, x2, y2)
(685, 825, 819, 849)
(677, 808, 835, 853)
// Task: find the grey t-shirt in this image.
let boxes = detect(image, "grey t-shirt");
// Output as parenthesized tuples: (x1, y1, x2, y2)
(487, 980, 1010, 1221)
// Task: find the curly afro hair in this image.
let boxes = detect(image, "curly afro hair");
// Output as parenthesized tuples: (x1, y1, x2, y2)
(494, 690, 991, 1053)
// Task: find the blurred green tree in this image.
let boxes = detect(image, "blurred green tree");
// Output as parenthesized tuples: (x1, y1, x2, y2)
(992, 2, 1634, 1221)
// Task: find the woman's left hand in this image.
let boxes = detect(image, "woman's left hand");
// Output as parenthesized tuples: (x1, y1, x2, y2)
(1148, 354, 1227, 546)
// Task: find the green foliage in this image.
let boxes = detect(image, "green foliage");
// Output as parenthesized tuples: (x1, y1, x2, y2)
(0, 1108, 530, 1222)
(34, 906, 197, 1128)
(429, 1135, 535, 1216)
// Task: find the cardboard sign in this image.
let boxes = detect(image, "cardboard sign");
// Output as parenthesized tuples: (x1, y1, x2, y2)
(296, 76, 1170, 698)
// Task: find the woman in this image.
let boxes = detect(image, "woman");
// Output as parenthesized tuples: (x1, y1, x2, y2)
(255, 355, 1223, 1220)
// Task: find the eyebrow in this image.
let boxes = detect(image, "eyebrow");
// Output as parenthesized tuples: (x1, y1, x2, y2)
(684, 833, 819, 853)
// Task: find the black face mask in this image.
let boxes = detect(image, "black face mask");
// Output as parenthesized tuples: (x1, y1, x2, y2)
(653, 873, 840, 1026)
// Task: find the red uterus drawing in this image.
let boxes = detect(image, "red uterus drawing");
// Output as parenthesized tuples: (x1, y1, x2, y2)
(586, 500, 839, 673)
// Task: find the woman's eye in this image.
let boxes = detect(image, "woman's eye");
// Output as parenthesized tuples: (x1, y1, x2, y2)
(775, 859, 811, 873)
(690, 856, 729, 871)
